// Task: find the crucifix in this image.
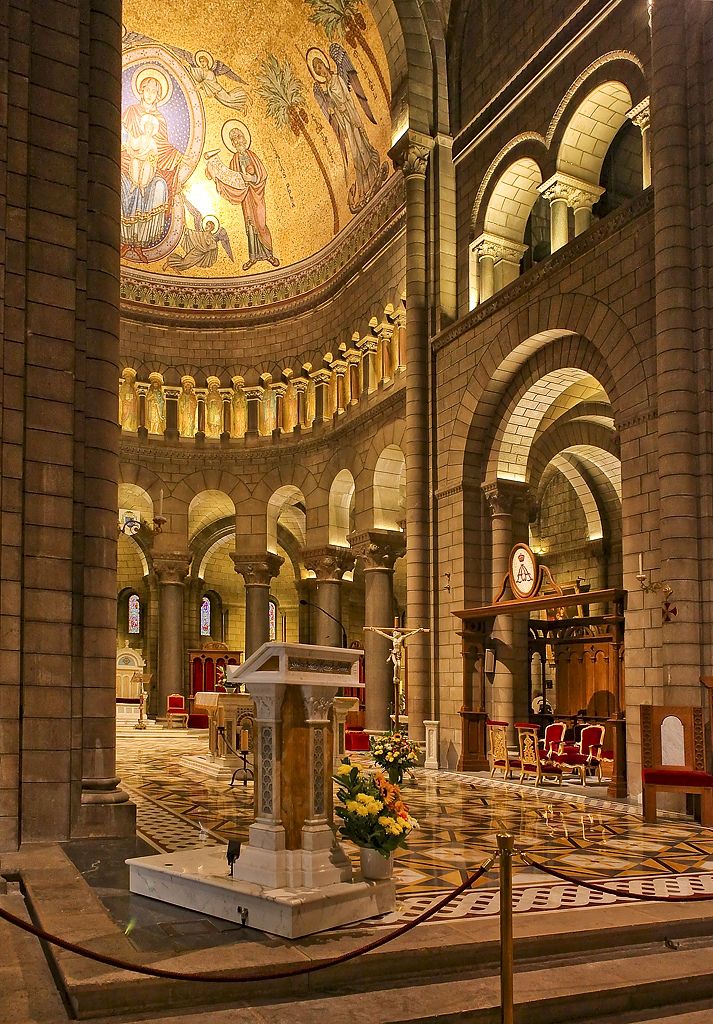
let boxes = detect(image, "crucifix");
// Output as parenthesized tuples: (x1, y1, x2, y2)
(363, 622, 430, 728)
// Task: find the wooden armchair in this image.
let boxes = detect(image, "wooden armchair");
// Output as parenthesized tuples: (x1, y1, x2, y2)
(487, 720, 520, 779)
(515, 723, 563, 786)
(640, 705, 713, 825)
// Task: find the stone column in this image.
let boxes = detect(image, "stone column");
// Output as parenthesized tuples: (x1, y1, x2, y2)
(232, 553, 284, 656)
(539, 176, 571, 252)
(375, 319, 394, 383)
(154, 555, 189, 718)
(311, 369, 332, 425)
(390, 133, 433, 744)
(331, 358, 348, 413)
(571, 182, 604, 237)
(359, 330, 378, 394)
(75, 0, 134, 837)
(628, 97, 651, 189)
(243, 386, 264, 438)
(651, 0, 701, 700)
(350, 530, 405, 732)
(303, 547, 354, 646)
(483, 481, 530, 730)
(292, 377, 309, 429)
(346, 349, 360, 404)
(272, 381, 288, 433)
(300, 686, 338, 883)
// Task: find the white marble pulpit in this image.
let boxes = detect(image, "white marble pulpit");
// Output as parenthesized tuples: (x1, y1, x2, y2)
(128, 643, 394, 937)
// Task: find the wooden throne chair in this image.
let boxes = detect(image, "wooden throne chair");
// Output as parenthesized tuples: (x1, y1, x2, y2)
(640, 704, 713, 826)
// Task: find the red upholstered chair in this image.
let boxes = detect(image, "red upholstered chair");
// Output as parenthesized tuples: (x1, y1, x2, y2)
(539, 721, 566, 758)
(515, 723, 562, 785)
(554, 724, 606, 785)
(487, 720, 520, 779)
(641, 705, 713, 826)
(166, 693, 189, 728)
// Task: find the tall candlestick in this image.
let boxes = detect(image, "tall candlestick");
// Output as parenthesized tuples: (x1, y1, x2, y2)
(159, 489, 163, 517)
(638, 552, 643, 576)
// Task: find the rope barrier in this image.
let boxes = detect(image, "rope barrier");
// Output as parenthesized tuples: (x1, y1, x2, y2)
(518, 848, 713, 902)
(0, 855, 496, 984)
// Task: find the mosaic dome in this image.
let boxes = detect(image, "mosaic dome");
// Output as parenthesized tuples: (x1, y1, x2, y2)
(120, 0, 394, 315)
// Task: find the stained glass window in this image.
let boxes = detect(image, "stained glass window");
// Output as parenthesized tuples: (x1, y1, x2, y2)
(128, 594, 140, 634)
(268, 598, 277, 642)
(200, 596, 211, 637)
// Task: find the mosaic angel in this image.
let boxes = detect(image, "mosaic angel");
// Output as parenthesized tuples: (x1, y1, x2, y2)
(168, 46, 249, 113)
(165, 198, 234, 273)
(307, 43, 383, 211)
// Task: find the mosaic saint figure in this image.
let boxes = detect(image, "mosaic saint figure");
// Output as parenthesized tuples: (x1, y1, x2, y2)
(119, 367, 139, 431)
(205, 121, 279, 272)
(178, 376, 198, 437)
(120, 68, 184, 260)
(205, 377, 224, 437)
(145, 372, 166, 435)
(307, 44, 382, 211)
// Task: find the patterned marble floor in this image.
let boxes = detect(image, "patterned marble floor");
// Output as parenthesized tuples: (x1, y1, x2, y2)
(114, 728, 713, 926)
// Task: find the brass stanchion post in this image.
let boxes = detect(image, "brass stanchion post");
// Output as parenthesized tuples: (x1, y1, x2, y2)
(497, 833, 515, 1024)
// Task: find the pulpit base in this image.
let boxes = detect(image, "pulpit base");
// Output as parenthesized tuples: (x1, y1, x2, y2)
(127, 845, 395, 938)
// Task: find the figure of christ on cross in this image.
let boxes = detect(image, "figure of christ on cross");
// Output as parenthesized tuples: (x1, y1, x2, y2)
(363, 624, 430, 728)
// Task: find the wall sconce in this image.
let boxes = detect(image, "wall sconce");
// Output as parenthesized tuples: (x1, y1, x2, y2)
(443, 572, 451, 593)
(635, 554, 672, 597)
(118, 511, 166, 535)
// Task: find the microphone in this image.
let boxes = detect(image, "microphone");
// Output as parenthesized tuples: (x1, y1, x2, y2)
(299, 599, 348, 648)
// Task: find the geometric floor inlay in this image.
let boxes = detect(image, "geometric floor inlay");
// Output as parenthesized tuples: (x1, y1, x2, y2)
(115, 728, 713, 926)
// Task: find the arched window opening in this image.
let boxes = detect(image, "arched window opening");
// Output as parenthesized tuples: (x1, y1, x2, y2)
(592, 120, 643, 221)
(521, 195, 551, 273)
(268, 597, 278, 642)
(200, 595, 211, 637)
(128, 593, 141, 635)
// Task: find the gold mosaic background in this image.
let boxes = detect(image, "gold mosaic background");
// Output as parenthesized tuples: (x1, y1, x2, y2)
(121, 0, 393, 281)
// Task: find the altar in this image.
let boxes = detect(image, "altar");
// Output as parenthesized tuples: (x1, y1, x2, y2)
(180, 690, 255, 781)
(128, 642, 394, 937)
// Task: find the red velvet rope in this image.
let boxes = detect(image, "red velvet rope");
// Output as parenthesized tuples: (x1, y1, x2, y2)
(518, 849, 713, 902)
(0, 855, 496, 983)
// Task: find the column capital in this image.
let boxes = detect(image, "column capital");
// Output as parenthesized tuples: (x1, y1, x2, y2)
(389, 129, 434, 178)
(539, 173, 604, 210)
(231, 551, 284, 586)
(349, 529, 405, 569)
(627, 96, 650, 132)
(303, 545, 355, 580)
(472, 231, 528, 264)
(153, 554, 189, 584)
(482, 479, 530, 516)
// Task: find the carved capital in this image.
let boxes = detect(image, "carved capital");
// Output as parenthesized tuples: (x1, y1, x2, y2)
(482, 480, 529, 517)
(628, 96, 650, 132)
(230, 551, 284, 586)
(154, 554, 189, 585)
(539, 173, 604, 210)
(302, 685, 337, 724)
(349, 529, 405, 569)
(472, 232, 528, 264)
(303, 546, 355, 580)
(402, 143, 430, 178)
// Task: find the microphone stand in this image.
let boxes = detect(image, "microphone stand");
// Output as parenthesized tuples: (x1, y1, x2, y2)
(299, 599, 348, 648)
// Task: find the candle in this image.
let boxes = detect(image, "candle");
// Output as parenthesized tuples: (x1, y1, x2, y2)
(638, 552, 643, 576)
(159, 489, 164, 517)
(239, 728, 250, 753)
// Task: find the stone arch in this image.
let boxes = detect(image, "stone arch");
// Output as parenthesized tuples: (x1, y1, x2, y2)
(446, 294, 651, 488)
(328, 469, 356, 548)
(267, 485, 307, 555)
(374, 444, 406, 530)
(188, 491, 237, 545)
(483, 157, 544, 243)
(556, 81, 634, 186)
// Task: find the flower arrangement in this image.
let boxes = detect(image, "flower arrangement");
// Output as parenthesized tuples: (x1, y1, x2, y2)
(333, 759, 418, 857)
(370, 731, 420, 784)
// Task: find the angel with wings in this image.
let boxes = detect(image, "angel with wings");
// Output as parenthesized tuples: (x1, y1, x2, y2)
(171, 48, 249, 113)
(164, 197, 233, 273)
(307, 43, 383, 211)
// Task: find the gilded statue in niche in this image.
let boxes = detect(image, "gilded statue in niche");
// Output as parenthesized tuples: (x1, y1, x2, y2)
(119, 368, 139, 431)
(120, 39, 205, 263)
(231, 380, 247, 438)
(145, 372, 166, 434)
(307, 44, 386, 212)
(205, 122, 279, 271)
(178, 375, 198, 436)
(205, 377, 224, 437)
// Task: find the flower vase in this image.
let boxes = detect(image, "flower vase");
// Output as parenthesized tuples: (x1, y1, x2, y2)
(359, 846, 394, 880)
(387, 764, 404, 786)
